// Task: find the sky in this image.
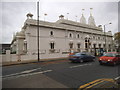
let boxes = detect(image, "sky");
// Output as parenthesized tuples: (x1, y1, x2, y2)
(1, 0, 119, 44)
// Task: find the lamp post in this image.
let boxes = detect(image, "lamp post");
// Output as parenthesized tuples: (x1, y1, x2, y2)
(103, 22, 112, 52)
(37, 1, 40, 62)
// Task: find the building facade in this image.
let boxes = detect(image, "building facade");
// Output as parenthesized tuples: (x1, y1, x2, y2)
(11, 13, 113, 59)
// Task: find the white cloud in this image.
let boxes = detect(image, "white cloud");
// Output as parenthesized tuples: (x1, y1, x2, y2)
(1, 1, 118, 43)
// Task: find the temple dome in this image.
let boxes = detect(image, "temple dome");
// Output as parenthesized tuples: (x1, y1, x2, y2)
(88, 14, 96, 26)
(80, 14, 86, 24)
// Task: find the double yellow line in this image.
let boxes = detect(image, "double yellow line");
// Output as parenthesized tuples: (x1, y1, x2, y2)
(78, 78, 115, 89)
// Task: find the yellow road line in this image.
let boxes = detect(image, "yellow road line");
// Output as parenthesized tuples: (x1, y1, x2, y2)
(86, 80, 105, 88)
(79, 78, 114, 89)
(79, 79, 103, 89)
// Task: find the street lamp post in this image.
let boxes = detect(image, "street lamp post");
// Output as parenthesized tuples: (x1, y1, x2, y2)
(37, 1, 40, 62)
(103, 22, 112, 52)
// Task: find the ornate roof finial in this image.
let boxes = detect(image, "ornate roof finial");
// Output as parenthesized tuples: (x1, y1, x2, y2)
(44, 13, 47, 21)
(88, 8, 96, 26)
(82, 9, 85, 16)
(90, 8, 93, 16)
(80, 9, 86, 24)
(67, 13, 69, 20)
(59, 15, 64, 19)
(26, 13, 33, 19)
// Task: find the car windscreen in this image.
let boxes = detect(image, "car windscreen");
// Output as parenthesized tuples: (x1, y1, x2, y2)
(75, 53, 86, 56)
(103, 53, 117, 57)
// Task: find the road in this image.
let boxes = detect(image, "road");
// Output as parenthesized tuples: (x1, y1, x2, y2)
(2, 59, 120, 88)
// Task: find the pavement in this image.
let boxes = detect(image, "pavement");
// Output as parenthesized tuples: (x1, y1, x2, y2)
(2, 56, 100, 67)
(2, 58, 68, 67)
(3, 73, 68, 88)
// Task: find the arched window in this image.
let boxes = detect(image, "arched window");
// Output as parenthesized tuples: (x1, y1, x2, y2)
(50, 31, 53, 36)
(70, 33, 71, 37)
(69, 33, 73, 38)
(69, 43, 73, 49)
(98, 44, 101, 48)
(77, 34, 80, 38)
(50, 42, 54, 49)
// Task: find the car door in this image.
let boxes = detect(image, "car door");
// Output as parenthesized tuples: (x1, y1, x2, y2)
(84, 54, 89, 61)
(117, 54, 120, 63)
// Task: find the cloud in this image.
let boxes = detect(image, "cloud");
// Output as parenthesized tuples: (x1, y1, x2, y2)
(1, 1, 118, 43)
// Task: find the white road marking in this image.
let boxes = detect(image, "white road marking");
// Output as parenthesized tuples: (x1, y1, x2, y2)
(2, 67, 41, 78)
(21, 68, 41, 73)
(115, 76, 120, 80)
(69, 63, 92, 68)
(3, 70, 52, 80)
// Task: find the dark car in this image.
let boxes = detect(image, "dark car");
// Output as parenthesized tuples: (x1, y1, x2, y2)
(69, 52, 95, 63)
(99, 52, 120, 66)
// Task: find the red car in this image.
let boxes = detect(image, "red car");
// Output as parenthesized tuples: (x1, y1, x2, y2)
(99, 52, 120, 65)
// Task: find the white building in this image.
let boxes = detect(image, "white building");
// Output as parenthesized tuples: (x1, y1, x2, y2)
(11, 13, 113, 60)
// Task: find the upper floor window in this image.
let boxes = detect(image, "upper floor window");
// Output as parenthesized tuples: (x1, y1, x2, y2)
(69, 33, 72, 38)
(98, 37, 100, 40)
(77, 34, 80, 38)
(93, 36, 95, 39)
(50, 31, 53, 36)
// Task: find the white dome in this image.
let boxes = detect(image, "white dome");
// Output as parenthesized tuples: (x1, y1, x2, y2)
(88, 14, 96, 26)
(80, 14, 86, 24)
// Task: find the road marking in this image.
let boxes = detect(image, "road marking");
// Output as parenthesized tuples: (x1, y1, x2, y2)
(115, 76, 120, 80)
(69, 63, 92, 68)
(3, 70, 52, 80)
(2, 67, 41, 78)
(79, 78, 114, 89)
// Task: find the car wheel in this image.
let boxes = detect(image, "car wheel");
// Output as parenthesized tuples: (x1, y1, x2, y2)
(80, 59, 83, 63)
(93, 58, 95, 62)
(71, 61, 75, 63)
(99, 62, 103, 65)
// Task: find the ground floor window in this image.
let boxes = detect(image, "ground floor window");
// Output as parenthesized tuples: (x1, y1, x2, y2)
(77, 43, 80, 49)
(50, 42, 54, 49)
(69, 43, 73, 49)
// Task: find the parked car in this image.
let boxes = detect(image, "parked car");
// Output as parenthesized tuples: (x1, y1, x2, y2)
(69, 52, 95, 63)
(99, 52, 120, 66)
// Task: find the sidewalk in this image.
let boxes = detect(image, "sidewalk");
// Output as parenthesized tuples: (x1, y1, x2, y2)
(1, 58, 68, 67)
(3, 72, 68, 88)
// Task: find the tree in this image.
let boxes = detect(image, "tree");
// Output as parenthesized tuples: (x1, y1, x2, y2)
(114, 32, 120, 40)
(114, 32, 120, 52)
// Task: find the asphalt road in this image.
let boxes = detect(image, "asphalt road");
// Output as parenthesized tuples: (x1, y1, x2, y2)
(2, 59, 120, 88)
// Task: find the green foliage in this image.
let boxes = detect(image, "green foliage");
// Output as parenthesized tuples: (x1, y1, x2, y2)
(114, 32, 120, 40)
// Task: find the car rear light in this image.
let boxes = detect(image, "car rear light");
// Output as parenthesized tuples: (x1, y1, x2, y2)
(99, 58, 102, 60)
(108, 59, 113, 61)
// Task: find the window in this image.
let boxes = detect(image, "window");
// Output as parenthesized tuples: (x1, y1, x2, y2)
(103, 44, 105, 47)
(50, 42, 54, 49)
(69, 33, 73, 38)
(77, 43, 80, 48)
(24, 43, 27, 51)
(85, 39, 88, 49)
(77, 34, 80, 38)
(69, 43, 73, 49)
(93, 44, 96, 48)
(70, 33, 72, 37)
(50, 31, 53, 36)
(98, 44, 101, 48)
(98, 37, 100, 40)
